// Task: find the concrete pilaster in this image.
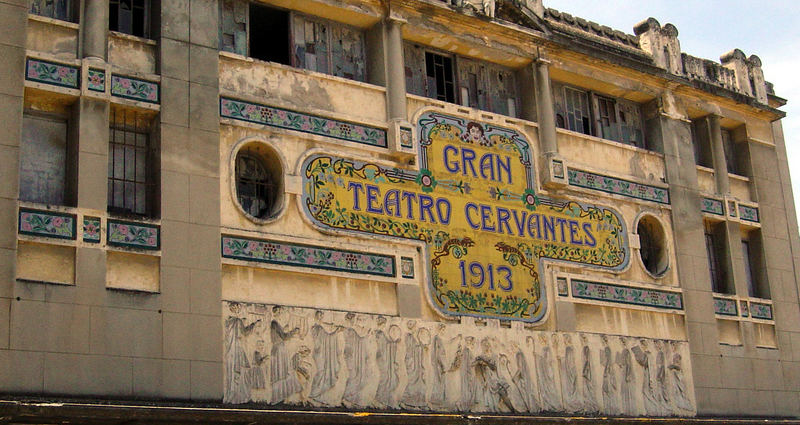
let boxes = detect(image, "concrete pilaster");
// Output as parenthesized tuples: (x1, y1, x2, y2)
(707, 115, 729, 195)
(82, 0, 108, 60)
(534, 58, 557, 155)
(385, 17, 407, 122)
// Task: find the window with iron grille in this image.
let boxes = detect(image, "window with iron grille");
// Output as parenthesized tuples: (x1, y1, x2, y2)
(108, 108, 156, 217)
(110, 0, 150, 38)
(235, 151, 277, 219)
(30, 0, 73, 22)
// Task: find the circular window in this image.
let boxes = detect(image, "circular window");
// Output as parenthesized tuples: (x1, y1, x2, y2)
(233, 144, 283, 221)
(637, 215, 669, 277)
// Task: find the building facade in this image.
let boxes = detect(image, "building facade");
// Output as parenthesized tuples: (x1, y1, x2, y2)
(1, 0, 799, 422)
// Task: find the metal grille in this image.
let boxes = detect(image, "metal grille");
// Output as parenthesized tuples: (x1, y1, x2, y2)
(108, 108, 153, 216)
(235, 152, 276, 219)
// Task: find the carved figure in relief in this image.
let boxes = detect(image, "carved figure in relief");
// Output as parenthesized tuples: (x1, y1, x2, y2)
(668, 341, 692, 412)
(453, 335, 477, 412)
(342, 313, 371, 408)
(654, 340, 670, 415)
(557, 334, 581, 412)
(429, 324, 449, 409)
(505, 337, 538, 413)
(535, 333, 561, 412)
(292, 345, 313, 404)
(600, 335, 619, 415)
(374, 317, 401, 409)
(308, 310, 343, 406)
(250, 340, 268, 390)
(473, 337, 513, 412)
(632, 338, 659, 416)
(400, 321, 429, 409)
(580, 334, 600, 414)
(224, 302, 260, 404)
(270, 306, 303, 404)
(617, 337, 635, 415)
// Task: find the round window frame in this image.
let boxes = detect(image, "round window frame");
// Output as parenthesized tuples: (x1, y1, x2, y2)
(634, 212, 670, 279)
(229, 138, 287, 225)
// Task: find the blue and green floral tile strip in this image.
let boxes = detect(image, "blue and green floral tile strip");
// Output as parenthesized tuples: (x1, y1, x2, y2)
(221, 235, 395, 277)
(18, 208, 76, 240)
(107, 219, 160, 250)
(111, 75, 159, 103)
(567, 168, 669, 204)
(739, 205, 759, 223)
(87, 69, 105, 92)
(25, 58, 79, 89)
(750, 301, 773, 320)
(713, 296, 738, 316)
(83, 216, 101, 243)
(571, 279, 683, 310)
(219, 97, 387, 148)
(702, 197, 725, 215)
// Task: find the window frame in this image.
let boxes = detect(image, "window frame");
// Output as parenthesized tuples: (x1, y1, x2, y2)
(107, 107, 158, 218)
(29, 0, 76, 22)
(109, 0, 152, 39)
(704, 221, 732, 295)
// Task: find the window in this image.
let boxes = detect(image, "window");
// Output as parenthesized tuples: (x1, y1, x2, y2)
(742, 231, 769, 298)
(690, 118, 714, 168)
(30, 0, 73, 22)
(19, 112, 75, 206)
(562, 87, 592, 135)
(705, 221, 731, 294)
(425, 52, 455, 103)
(637, 215, 669, 277)
(109, 0, 150, 38)
(108, 108, 157, 217)
(249, 4, 290, 65)
(234, 144, 282, 220)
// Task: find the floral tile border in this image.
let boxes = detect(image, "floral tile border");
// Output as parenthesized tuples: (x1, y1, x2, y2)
(750, 301, 773, 320)
(739, 205, 760, 223)
(18, 208, 76, 240)
(713, 296, 738, 316)
(701, 197, 725, 215)
(25, 58, 79, 89)
(219, 97, 387, 148)
(83, 216, 101, 243)
(567, 168, 670, 204)
(87, 69, 106, 92)
(107, 219, 160, 250)
(571, 279, 683, 310)
(400, 256, 414, 279)
(221, 235, 395, 277)
(111, 75, 159, 104)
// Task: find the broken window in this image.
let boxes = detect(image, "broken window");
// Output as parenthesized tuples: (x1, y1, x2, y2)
(690, 118, 714, 168)
(705, 221, 731, 294)
(19, 112, 73, 205)
(249, 3, 290, 65)
(109, 0, 151, 38)
(721, 128, 743, 175)
(219, 0, 248, 56)
(293, 15, 365, 81)
(108, 108, 158, 217)
(30, 0, 73, 22)
(742, 231, 769, 299)
(558, 85, 592, 135)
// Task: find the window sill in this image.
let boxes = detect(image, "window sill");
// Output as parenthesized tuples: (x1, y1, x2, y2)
(555, 127, 664, 158)
(696, 164, 715, 174)
(109, 31, 157, 46)
(728, 172, 750, 182)
(405, 92, 530, 128)
(28, 13, 80, 30)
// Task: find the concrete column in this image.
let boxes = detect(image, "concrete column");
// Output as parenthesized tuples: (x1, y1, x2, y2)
(534, 58, 557, 155)
(385, 17, 407, 121)
(707, 114, 729, 195)
(75, 98, 109, 210)
(83, 0, 108, 60)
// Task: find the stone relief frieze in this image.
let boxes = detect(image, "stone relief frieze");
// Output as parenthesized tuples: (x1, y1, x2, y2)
(223, 301, 696, 417)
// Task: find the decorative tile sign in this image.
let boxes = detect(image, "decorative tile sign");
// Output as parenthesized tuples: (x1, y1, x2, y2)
(739, 205, 759, 223)
(82, 216, 101, 243)
(220, 97, 387, 148)
(222, 235, 396, 277)
(401, 256, 415, 279)
(302, 110, 629, 323)
(107, 219, 160, 250)
(571, 279, 683, 310)
(18, 208, 76, 240)
(111, 74, 159, 103)
(750, 301, 773, 320)
(713, 297, 738, 316)
(567, 168, 669, 204)
(701, 197, 725, 215)
(25, 58, 79, 89)
(87, 69, 106, 92)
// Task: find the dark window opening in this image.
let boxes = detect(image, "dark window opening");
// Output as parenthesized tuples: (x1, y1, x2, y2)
(235, 150, 279, 219)
(705, 221, 731, 294)
(249, 4, 290, 65)
(638, 216, 668, 277)
(110, 0, 150, 38)
(743, 231, 770, 299)
(30, 0, 73, 22)
(691, 118, 714, 168)
(425, 52, 455, 103)
(108, 108, 157, 217)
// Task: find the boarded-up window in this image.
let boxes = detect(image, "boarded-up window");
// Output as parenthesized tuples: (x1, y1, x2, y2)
(618, 99, 644, 147)
(404, 43, 427, 97)
(219, 0, 248, 56)
(292, 14, 365, 81)
(19, 114, 68, 205)
(30, 0, 72, 21)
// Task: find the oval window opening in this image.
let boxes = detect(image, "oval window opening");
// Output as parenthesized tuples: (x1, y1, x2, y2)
(637, 215, 669, 277)
(234, 145, 283, 220)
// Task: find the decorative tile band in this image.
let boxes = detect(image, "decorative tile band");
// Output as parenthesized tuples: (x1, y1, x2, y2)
(18, 208, 76, 240)
(740, 300, 749, 317)
(739, 205, 759, 223)
(25, 58, 79, 89)
(111, 74, 159, 103)
(87, 69, 106, 92)
(220, 97, 387, 148)
(571, 279, 683, 310)
(221, 235, 395, 277)
(701, 197, 725, 215)
(83, 216, 101, 243)
(750, 301, 773, 320)
(107, 219, 160, 250)
(713, 297, 738, 316)
(567, 168, 669, 204)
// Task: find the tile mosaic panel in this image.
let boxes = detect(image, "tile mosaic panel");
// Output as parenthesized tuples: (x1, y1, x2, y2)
(399, 125, 413, 149)
(18, 208, 76, 240)
(567, 168, 669, 204)
(87, 69, 106, 92)
(571, 279, 683, 310)
(750, 301, 773, 320)
(111, 75, 159, 103)
(740, 300, 749, 317)
(556, 277, 568, 296)
(219, 97, 387, 148)
(25, 58, 79, 89)
(713, 297, 738, 316)
(82, 216, 101, 243)
(739, 205, 759, 223)
(222, 235, 396, 277)
(701, 197, 725, 215)
(552, 160, 565, 179)
(107, 219, 160, 250)
(401, 256, 414, 279)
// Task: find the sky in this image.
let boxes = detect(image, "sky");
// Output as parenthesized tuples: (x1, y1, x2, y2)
(544, 0, 800, 225)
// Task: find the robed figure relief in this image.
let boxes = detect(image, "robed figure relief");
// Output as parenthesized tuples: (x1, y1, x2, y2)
(632, 339, 659, 416)
(535, 333, 562, 412)
(505, 337, 538, 413)
(473, 337, 513, 412)
(308, 310, 343, 406)
(600, 335, 619, 415)
(429, 324, 450, 409)
(580, 334, 600, 413)
(654, 340, 670, 415)
(224, 302, 260, 404)
(617, 337, 635, 415)
(454, 336, 477, 412)
(269, 306, 303, 404)
(374, 317, 401, 409)
(558, 334, 582, 413)
(669, 341, 693, 412)
(342, 313, 371, 408)
(400, 321, 429, 409)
